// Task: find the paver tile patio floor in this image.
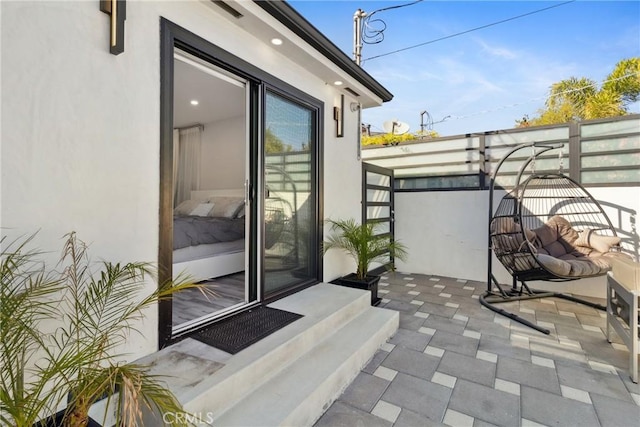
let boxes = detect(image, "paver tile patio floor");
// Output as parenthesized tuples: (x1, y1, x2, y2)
(314, 272, 640, 427)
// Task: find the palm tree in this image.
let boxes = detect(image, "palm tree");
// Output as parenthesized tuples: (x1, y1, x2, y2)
(518, 57, 640, 127)
(602, 57, 640, 107)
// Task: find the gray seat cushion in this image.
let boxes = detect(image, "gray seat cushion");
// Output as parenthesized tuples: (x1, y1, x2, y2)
(531, 216, 621, 277)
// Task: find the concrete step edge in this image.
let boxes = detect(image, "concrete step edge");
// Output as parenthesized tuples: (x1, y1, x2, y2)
(209, 307, 399, 426)
(181, 283, 375, 413)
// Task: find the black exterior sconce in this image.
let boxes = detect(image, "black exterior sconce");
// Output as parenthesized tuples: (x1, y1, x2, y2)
(100, 0, 126, 55)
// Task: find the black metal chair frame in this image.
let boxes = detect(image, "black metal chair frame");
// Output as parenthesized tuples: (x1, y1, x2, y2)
(481, 142, 616, 334)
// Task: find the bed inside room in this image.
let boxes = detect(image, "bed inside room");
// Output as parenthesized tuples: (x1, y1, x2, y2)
(173, 189, 247, 282)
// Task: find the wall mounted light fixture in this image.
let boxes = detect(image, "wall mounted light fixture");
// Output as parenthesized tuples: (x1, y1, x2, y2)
(100, 0, 126, 55)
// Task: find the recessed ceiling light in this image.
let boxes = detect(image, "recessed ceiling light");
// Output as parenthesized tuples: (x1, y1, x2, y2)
(334, 80, 343, 86)
(271, 38, 283, 46)
(190, 100, 199, 106)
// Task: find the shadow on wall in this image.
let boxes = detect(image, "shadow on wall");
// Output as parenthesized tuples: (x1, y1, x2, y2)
(599, 200, 638, 260)
(549, 197, 637, 259)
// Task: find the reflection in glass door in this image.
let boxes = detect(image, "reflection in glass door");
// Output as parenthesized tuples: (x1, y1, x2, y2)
(263, 90, 317, 295)
(171, 50, 252, 332)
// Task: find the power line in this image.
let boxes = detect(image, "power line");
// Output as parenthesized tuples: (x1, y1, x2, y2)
(363, 72, 639, 130)
(362, 0, 425, 45)
(362, 0, 575, 63)
(367, 0, 425, 17)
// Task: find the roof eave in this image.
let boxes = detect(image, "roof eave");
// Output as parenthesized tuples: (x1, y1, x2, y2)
(253, 0, 393, 103)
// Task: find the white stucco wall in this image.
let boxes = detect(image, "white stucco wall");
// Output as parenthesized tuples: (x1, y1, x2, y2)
(395, 187, 640, 298)
(1, 1, 371, 359)
(323, 89, 364, 280)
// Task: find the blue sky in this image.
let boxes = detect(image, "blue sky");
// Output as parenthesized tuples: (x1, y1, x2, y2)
(289, 0, 640, 136)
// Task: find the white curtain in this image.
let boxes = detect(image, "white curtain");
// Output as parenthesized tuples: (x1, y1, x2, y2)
(172, 129, 179, 204)
(174, 126, 202, 206)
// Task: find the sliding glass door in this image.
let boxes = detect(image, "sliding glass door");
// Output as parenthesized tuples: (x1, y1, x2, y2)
(263, 90, 318, 296)
(159, 20, 322, 346)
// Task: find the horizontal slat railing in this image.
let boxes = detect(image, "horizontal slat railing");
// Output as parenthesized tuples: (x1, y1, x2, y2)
(361, 114, 640, 191)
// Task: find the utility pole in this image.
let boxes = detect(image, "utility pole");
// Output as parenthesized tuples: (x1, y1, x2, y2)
(353, 9, 366, 66)
(353, 8, 367, 160)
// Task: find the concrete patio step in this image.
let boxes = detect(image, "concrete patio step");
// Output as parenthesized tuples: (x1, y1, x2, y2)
(210, 301, 398, 426)
(141, 283, 398, 425)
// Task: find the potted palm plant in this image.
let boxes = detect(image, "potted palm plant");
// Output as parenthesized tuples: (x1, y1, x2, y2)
(323, 218, 407, 306)
(1, 232, 201, 427)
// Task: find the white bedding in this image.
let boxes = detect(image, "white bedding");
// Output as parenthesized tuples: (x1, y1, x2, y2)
(172, 188, 246, 281)
(173, 239, 244, 263)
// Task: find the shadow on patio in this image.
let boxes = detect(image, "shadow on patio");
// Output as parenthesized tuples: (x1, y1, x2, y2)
(315, 272, 640, 427)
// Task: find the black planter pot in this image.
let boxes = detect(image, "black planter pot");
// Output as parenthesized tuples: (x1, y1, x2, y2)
(332, 273, 381, 306)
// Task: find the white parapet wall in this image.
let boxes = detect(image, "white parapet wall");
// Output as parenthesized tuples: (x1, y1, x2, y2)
(394, 187, 639, 298)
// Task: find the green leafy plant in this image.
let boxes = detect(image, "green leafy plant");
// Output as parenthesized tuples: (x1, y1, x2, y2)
(361, 130, 439, 147)
(1, 232, 201, 427)
(1, 234, 66, 427)
(323, 218, 408, 280)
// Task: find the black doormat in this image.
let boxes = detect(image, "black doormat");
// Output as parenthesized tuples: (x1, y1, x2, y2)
(192, 306, 303, 354)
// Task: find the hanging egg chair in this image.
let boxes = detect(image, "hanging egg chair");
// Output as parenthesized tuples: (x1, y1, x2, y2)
(482, 142, 623, 334)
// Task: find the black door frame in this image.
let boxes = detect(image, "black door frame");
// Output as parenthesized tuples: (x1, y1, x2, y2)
(261, 85, 324, 301)
(158, 19, 323, 348)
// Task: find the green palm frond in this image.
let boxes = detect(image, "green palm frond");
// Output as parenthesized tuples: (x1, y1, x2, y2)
(324, 218, 408, 280)
(523, 57, 640, 125)
(1, 232, 200, 426)
(1, 234, 67, 426)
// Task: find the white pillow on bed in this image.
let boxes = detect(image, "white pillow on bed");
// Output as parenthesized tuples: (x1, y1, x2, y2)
(190, 202, 214, 217)
(208, 197, 245, 218)
(174, 199, 200, 216)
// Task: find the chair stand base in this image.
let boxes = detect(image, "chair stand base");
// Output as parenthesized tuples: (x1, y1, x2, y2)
(481, 285, 606, 335)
